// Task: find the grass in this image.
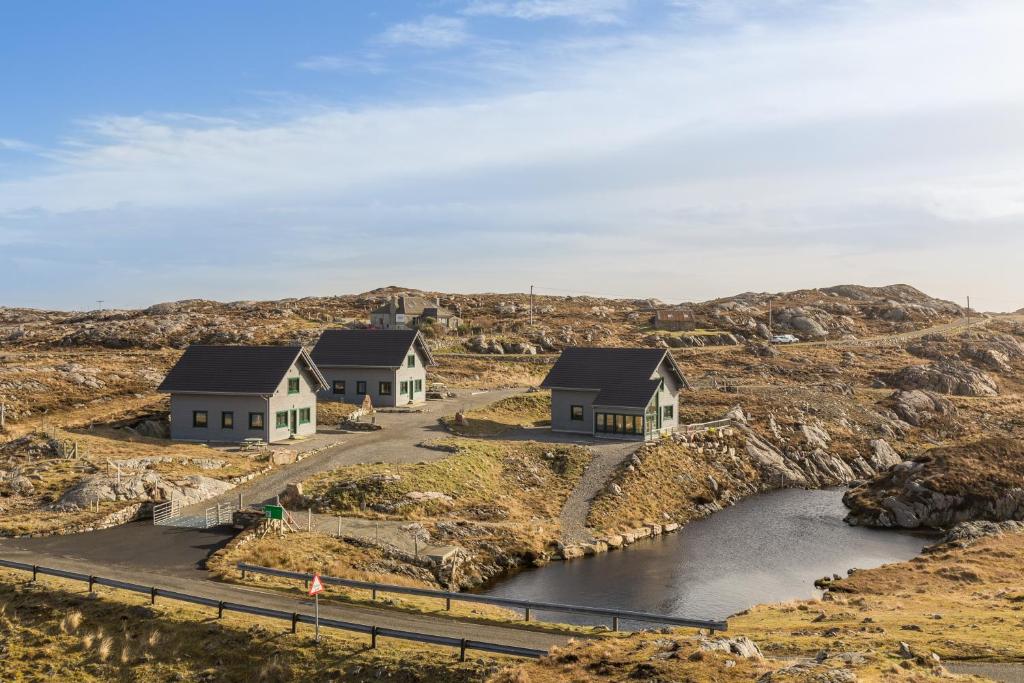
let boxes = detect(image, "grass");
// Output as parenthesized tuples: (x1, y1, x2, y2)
(442, 393, 552, 436)
(586, 433, 759, 533)
(307, 438, 588, 528)
(0, 568, 504, 682)
(316, 400, 359, 426)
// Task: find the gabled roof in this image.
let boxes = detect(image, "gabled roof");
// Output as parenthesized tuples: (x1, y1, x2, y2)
(310, 329, 436, 368)
(158, 345, 327, 395)
(541, 347, 689, 408)
(371, 295, 456, 318)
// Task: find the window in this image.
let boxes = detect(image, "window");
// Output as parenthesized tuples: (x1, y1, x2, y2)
(356, 381, 367, 395)
(249, 412, 264, 430)
(407, 354, 415, 368)
(193, 411, 208, 428)
(332, 380, 346, 395)
(379, 381, 392, 396)
(275, 411, 289, 429)
(570, 405, 584, 421)
(594, 412, 643, 435)
(399, 380, 409, 394)
(221, 412, 234, 429)
(287, 378, 300, 394)
(298, 408, 311, 424)
(663, 406, 674, 420)
(414, 379, 422, 393)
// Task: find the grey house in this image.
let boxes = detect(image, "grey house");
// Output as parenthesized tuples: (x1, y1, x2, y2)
(311, 329, 435, 407)
(158, 345, 327, 444)
(369, 295, 462, 332)
(540, 347, 688, 440)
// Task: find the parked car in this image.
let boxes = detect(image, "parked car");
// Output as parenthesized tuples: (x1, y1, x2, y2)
(770, 334, 800, 344)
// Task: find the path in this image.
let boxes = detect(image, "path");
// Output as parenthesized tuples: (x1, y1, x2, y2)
(0, 546, 572, 654)
(946, 662, 1024, 682)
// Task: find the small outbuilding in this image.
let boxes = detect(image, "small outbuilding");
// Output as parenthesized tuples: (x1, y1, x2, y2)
(158, 345, 328, 444)
(310, 329, 435, 407)
(540, 347, 688, 440)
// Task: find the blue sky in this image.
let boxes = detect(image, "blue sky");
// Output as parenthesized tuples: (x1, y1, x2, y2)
(2, 0, 1022, 310)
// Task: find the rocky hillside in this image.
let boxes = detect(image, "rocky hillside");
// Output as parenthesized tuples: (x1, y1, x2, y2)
(843, 438, 1024, 529)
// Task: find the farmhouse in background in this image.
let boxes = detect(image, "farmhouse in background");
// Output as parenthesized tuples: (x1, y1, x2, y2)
(158, 345, 327, 444)
(311, 329, 435, 407)
(653, 306, 697, 331)
(369, 295, 462, 332)
(541, 347, 688, 440)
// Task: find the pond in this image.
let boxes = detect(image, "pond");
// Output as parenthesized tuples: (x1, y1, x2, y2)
(481, 488, 932, 625)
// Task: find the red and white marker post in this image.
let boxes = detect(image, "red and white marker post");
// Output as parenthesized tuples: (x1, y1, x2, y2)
(308, 573, 324, 642)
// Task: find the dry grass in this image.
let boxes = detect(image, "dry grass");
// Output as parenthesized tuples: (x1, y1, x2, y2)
(430, 356, 551, 390)
(0, 568, 500, 682)
(316, 400, 360, 426)
(442, 393, 552, 436)
(587, 433, 760, 533)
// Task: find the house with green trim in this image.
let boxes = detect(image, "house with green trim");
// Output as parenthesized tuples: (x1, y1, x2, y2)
(310, 329, 435, 408)
(541, 347, 688, 440)
(158, 345, 327, 443)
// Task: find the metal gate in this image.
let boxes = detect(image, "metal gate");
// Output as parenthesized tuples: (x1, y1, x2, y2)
(154, 500, 235, 528)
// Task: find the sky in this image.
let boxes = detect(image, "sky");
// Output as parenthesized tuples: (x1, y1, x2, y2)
(1, 0, 1022, 311)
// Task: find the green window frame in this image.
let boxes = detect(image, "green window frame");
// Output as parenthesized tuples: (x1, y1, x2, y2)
(414, 379, 422, 393)
(663, 406, 674, 420)
(332, 380, 345, 395)
(275, 411, 289, 429)
(287, 377, 300, 394)
(221, 411, 234, 429)
(298, 408, 311, 424)
(356, 381, 367, 395)
(379, 381, 392, 396)
(193, 411, 208, 428)
(248, 412, 264, 430)
(570, 405, 584, 421)
(400, 380, 409, 394)
(407, 354, 415, 368)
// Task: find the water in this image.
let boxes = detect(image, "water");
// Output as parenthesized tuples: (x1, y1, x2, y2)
(482, 488, 932, 624)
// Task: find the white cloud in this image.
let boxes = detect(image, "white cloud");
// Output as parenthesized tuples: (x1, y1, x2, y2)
(464, 0, 630, 23)
(379, 15, 468, 49)
(3, 0, 1024, 309)
(0, 138, 34, 152)
(296, 55, 385, 73)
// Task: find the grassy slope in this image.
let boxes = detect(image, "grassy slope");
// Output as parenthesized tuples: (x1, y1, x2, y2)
(0, 569, 500, 683)
(442, 393, 552, 437)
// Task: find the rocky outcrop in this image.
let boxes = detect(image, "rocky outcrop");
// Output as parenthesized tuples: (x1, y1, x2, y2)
(887, 390, 957, 427)
(58, 472, 232, 509)
(887, 361, 997, 397)
(844, 439, 1024, 529)
(933, 520, 1024, 548)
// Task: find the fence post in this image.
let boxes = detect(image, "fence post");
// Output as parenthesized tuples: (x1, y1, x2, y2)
(291, 613, 299, 634)
(218, 601, 224, 619)
(151, 587, 157, 605)
(371, 588, 377, 601)
(88, 576, 96, 593)
(32, 565, 38, 582)
(459, 638, 467, 662)
(612, 616, 619, 632)
(307, 508, 311, 532)
(445, 597, 451, 611)
(370, 625, 378, 649)
(524, 606, 531, 622)
(240, 567, 246, 580)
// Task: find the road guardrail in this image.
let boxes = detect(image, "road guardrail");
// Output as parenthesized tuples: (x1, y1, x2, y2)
(0, 558, 546, 660)
(237, 562, 728, 632)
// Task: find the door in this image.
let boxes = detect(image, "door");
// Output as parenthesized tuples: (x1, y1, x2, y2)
(289, 410, 297, 435)
(408, 380, 414, 402)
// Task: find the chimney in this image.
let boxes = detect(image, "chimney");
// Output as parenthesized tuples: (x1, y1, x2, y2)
(435, 297, 441, 307)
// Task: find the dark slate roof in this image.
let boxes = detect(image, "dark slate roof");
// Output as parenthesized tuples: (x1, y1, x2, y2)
(540, 347, 688, 408)
(310, 329, 436, 368)
(158, 345, 327, 395)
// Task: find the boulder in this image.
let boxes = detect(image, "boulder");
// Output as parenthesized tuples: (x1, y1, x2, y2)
(888, 361, 997, 397)
(888, 389, 957, 427)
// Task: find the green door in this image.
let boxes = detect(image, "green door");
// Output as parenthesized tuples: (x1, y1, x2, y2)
(408, 380, 414, 401)
(289, 409, 297, 434)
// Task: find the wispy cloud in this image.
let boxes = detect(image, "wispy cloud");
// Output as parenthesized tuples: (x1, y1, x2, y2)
(0, 138, 35, 152)
(2, 0, 1023, 309)
(379, 15, 469, 49)
(464, 0, 630, 23)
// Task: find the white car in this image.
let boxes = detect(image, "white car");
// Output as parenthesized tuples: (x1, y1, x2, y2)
(770, 334, 799, 344)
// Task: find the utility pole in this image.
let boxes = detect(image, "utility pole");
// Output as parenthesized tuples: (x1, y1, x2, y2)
(96, 300, 105, 310)
(965, 295, 971, 336)
(529, 285, 534, 327)
(767, 297, 773, 338)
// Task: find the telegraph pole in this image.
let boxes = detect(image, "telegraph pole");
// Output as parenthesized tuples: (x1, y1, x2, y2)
(767, 297, 773, 338)
(965, 295, 971, 336)
(530, 285, 534, 327)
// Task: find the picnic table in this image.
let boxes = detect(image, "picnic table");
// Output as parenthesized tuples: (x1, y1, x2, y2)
(240, 437, 267, 451)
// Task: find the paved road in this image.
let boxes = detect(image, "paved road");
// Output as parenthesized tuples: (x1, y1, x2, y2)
(946, 662, 1024, 682)
(0, 546, 572, 653)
